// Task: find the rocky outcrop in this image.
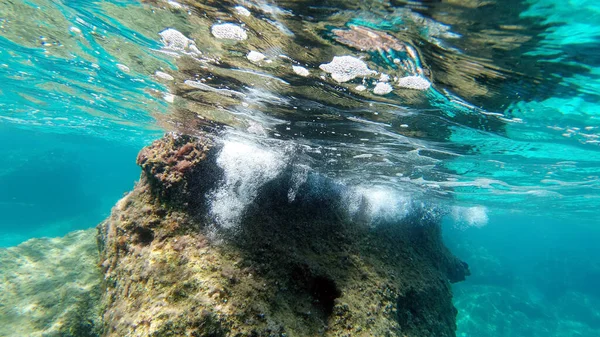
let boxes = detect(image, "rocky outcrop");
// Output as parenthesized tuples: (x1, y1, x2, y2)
(97, 133, 469, 337)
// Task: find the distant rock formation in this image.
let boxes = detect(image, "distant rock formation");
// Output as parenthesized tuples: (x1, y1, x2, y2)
(97, 133, 469, 337)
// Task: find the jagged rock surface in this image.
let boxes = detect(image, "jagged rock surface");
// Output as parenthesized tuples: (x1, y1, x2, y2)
(97, 133, 469, 337)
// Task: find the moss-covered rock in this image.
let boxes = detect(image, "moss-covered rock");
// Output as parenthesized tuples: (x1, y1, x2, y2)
(97, 133, 469, 337)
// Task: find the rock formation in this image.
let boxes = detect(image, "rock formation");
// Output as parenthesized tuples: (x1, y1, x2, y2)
(97, 133, 469, 337)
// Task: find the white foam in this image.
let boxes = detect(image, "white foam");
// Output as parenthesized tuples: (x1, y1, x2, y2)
(373, 82, 393, 95)
(397, 76, 431, 90)
(287, 164, 310, 202)
(319, 56, 376, 83)
(159, 28, 201, 56)
(292, 65, 310, 77)
(234, 6, 251, 17)
(347, 187, 411, 225)
(247, 51, 266, 63)
(167, 1, 184, 9)
(451, 206, 488, 228)
(210, 140, 286, 228)
(163, 93, 175, 103)
(116, 64, 130, 73)
(155, 71, 174, 81)
(184, 80, 246, 98)
(246, 121, 268, 136)
(211, 23, 248, 41)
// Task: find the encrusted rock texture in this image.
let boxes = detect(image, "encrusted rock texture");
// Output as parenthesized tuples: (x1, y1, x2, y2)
(97, 133, 469, 337)
(0, 229, 102, 337)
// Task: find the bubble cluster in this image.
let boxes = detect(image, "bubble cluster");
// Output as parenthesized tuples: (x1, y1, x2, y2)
(319, 56, 376, 83)
(397, 76, 431, 90)
(373, 82, 393, 95)
(211, 23, 248, 41)
(159, 28, 201, 56)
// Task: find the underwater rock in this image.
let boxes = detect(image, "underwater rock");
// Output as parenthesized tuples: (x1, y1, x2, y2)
(0, 229, 102, 337)
(97, 133, 469, 337)
(319, 55, 377, 83)
(211, 23, 248, 41)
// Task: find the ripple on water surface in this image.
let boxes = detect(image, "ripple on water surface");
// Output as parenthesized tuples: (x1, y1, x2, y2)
(0, 0, 599, 227)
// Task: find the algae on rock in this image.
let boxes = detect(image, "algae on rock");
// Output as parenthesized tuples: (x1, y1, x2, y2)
(97, 133, 469, 337)
(0, 229, 103, 337)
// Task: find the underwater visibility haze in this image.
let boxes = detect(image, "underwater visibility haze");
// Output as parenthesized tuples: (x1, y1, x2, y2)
(0, 0, 599, 336)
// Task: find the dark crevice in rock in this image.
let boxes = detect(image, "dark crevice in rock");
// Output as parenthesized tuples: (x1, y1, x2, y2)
(290, 264, 341, 318)
(132, 226, 154, 246)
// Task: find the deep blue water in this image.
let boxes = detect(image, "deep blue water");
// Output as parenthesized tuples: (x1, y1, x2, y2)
(0, 124, 143, 247)
(444, 214, 600, 336)
(1, 0, 600, 336)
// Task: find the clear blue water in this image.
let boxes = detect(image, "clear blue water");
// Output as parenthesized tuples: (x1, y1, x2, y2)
(1, 0, 599, 336)
(0, 123, 142, 246)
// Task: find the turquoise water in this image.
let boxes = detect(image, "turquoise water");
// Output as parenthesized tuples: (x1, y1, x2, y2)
(0, 124, 142, 246)
(1, 0, 599, 336)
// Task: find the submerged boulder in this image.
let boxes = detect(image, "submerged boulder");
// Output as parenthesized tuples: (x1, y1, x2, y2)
(97, 133, 469, 337)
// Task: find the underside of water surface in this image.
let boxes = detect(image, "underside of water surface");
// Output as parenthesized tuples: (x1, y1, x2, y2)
(0, 0, 599, 336)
